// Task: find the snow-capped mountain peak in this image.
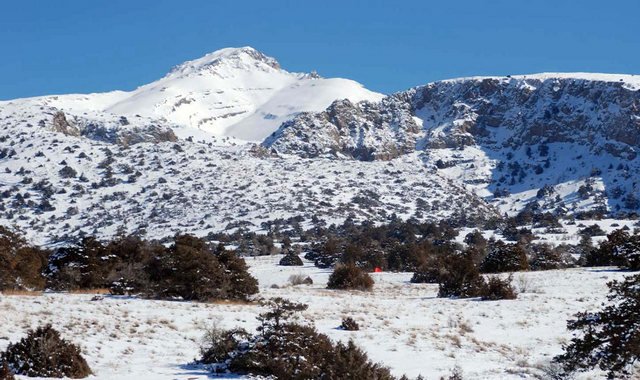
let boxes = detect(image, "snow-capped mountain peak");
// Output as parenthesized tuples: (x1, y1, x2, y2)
(0, 47, 382, 142)
(166, 46, 283, 77)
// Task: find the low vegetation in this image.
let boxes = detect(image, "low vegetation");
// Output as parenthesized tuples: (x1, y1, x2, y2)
(199, 297, 398, 379)
(554, 274, 640, 379)
(0, 227, 258, 302)
(279, 251, 304, 266)
(1, 325, 91, 378)
(340, 316, 360, 331)
(0, 226, 49, 291)
(327, 263, 374, 291)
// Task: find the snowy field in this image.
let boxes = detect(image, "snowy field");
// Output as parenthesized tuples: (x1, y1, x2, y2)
(0, 254, 632, 379)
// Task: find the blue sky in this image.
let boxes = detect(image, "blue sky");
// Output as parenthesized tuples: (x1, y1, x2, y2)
(1, 0, 638, 99)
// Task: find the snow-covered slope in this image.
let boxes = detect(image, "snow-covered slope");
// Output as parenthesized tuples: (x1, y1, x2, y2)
(0, 115, 494, 245)
(0, 47, 382, 142)
(3, 59, 640, 243)
(266, 73, 640, 216)
(0, 258, 628, 379)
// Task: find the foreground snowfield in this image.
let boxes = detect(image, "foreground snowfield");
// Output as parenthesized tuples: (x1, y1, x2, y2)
(0, 255, 631, 379)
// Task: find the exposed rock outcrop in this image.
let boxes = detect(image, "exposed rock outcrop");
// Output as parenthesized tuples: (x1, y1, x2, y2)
(48, 110, 177, 146)
(265, 74, 640, 160)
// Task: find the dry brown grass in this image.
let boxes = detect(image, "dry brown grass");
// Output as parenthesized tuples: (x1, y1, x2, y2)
(206, 299, 257, 306)
(0, 289, 43, 296)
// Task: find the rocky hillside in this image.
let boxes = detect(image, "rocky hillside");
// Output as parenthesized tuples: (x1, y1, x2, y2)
(265, 73, 640, 216)
(0, 120, 492, 245)
(2, 45, 640, 243)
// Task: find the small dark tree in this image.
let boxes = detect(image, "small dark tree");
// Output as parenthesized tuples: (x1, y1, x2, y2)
(0, 226, 49, 291)
(554, 274, 640, 379)
(58, 166, 77, 179)
(1, 325, 91, 378)
(480, 241, 529, 273)
(257, 297, 308, 333)
(438, 252, 486, 298)
(325, 340, 395, 380)
(411, 256, 448, 284)
(46, 236, 111, 290)
(327, 264, 374, 291)
(529, 244, 569, 271)
(145, 235, 258, 301)
(201, 297, 395, 379)
(105, 235, 159, 295)
(279, 252, 303, 266)
(585, 229, 640, 270)
(199, 325, 250, 365)
(215, 244, 259, 300)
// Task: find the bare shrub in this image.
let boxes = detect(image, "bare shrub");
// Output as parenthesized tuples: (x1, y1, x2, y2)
(340, 317, 360, 331)
(288, 274, 313, 286)
(479, 275, 518, 300)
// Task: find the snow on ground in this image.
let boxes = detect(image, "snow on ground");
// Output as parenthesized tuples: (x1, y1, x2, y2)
(439, 72, 640, 90)
(0, 120, 491, 245)
(0, 254, 632, 379)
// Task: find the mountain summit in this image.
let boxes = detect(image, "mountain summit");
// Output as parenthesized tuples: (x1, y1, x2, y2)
(1, 47, 382, 142)
(167, 47, 283, 76)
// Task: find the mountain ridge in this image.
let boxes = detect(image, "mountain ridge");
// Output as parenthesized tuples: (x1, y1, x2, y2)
(1, 47, 640, 244)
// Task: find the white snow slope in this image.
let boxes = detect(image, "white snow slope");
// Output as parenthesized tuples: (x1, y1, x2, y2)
(0, 256, 631, 379)
(3, 47, 382, 142)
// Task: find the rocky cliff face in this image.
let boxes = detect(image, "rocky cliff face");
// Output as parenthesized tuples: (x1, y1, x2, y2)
(263, 94, 419, 161)
(264, 74, 640, 215)
(265, 74, 640, 160)
(49, 111, 177, 146)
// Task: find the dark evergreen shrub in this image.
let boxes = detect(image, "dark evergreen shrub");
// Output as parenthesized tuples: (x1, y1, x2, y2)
(480, 241, 529, 273)
(105, 235, 159, 295)
(579, 224, 606, 237)
(437, 253, 486, 298)
(200, 298, 395, 380)
(46, 233, 258, 302)
(584, 229, 640, 270)
(554, 274, 640, 379)
(46, 236, 111, 290)
(279, 252, 303, 266)
(1, 325, 91, 378)
(327, 264, 374, 291)
(340, 317, 360, 331)
(199, 326, 250, 365)
(0, 226, 49, 291)
(325, 339, 395, 380)
(411, 256, 449, 284)
(479, 275, 517, 300)
(213, 244, 259, 300)
(410, 266, 441, 283)
(529, 244, 571, 271)
(146, 235, 258, 301)
(58, 166, 77, 179)
(464, 230, 487, 249)
(228, 323, 336, 379)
